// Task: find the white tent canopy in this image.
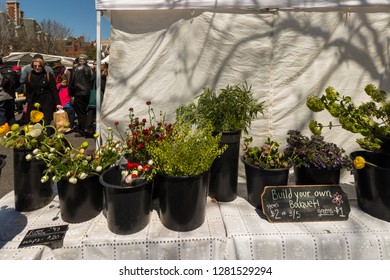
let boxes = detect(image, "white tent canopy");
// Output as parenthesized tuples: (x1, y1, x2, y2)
(95, 0, 390, 182)
(2, 52, 75, 68)
(96, 0, 390, 10)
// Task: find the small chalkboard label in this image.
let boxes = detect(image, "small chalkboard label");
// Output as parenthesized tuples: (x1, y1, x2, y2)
(19, 225, 69, 248)
(261, 185, 350, 223)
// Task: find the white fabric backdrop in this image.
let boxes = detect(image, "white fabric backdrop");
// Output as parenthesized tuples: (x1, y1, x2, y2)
(98, 7, 390, 183)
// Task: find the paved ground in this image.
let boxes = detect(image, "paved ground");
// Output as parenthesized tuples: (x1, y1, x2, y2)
(0, 122, 96, 199)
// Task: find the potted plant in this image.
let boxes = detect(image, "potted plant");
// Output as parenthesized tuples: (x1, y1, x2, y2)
(0, 104, 70, 212)
(176, 82, 266, 202)
(146, 122, 226, 232)
(241, 137, 294, 209)
(306, 84, 390, 152)
(350, 151, 390, 222)
(285, 130, 352, 185)
(99, 101, 173, 234)
(30, 128, 123, 223)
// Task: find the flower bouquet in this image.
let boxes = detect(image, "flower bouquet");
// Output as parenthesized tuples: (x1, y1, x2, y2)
(0, 103, 71, 212)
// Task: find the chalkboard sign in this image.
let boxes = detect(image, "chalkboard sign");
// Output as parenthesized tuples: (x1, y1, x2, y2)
(19, 225, 69, 248)
(261, 185, 350, 223)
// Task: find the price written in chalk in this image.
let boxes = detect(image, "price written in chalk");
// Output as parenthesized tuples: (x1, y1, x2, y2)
(261, 185, 350, 223)
(19, 225, 69, 248)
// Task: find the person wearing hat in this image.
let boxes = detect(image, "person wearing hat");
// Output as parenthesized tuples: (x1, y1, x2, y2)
(68, 54, 94, 137)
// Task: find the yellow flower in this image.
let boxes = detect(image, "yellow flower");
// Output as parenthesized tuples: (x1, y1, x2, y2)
(353, 156, 366, 169)
(34, 103, 41, 109)
(0, 123, 10, 137)
(30, 110, 44, 123)
(353, 156, 378, 169)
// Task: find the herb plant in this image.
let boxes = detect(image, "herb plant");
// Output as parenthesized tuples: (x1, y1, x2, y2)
(176, 82, 265, 134)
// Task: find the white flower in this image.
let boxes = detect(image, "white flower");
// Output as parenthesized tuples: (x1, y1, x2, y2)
(69, 177, 78, 184)
(32, 148, 40, 155)
(82, 160, 88, 166)
(35, 154, 42, 160)
(66, 171, 71, 177)
(50, 148, 55, 153)
(25, 154, 33, 161)
(40, 175, 49, 183)
(96, 166, 102, 172)
(148, 159, 154, 166)
(27, 123, 43, 138)
(137, 165, 143, 171)
(79, 173, 88, 180)
(125, 174, 134, 184)
(48, 153, 55, 159)
(121, 170, 129, 177)
(52, 176, 59, 182)
(131, 170, 138, 176)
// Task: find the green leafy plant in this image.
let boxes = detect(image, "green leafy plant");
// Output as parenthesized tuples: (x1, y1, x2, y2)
(242, 137, 294, 169)
(146, 122, 226, 176)
(176, 82, 265, 133)
(306, 84, 390, 151)
(284, 130, 352, 170)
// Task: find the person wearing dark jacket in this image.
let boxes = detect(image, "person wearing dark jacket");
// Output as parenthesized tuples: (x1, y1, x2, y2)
(68, 54, 93, 137)
(25, 58, 62, 127)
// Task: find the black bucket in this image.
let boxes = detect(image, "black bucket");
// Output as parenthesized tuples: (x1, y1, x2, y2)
(209, 130, 241, 202)
(13, 149, 53, 212)
(242, 157, 290, 209)
(294, 166, 340, 185)
(57, 174, 103, 223)
(157, 172, 208, 232)
(100, 166, 153, 235)
(0, 157, 5, 178)
(350, 150, 390, 222)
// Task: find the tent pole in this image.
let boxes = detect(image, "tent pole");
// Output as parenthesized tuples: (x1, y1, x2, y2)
(95, 10, 102, 147)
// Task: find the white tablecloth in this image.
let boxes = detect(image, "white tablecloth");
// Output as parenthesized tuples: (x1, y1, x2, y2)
(220, 197, 390, 260)
(0, 191, 227, 260)
(1, 185, 390, 260)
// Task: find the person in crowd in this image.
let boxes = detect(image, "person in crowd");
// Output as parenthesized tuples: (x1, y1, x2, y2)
(0, 57, 15, 136)
(84, 61, 108, 138)
(57, 76, 75, 132)
(25, 57, 62, 128)
(19, 53, 54, 85)
(8, 66, 23, 113)
(68, 54, 93, 137)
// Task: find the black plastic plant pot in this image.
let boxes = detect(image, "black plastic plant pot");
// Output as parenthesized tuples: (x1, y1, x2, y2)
(156, 172, 209, 232)
(99, 166, 153, 235)
(209, 130, 241, 202)
(13, 149, 53, 212)
(0, 157, 5, 178)
(294, 166, 340, 185)
(57, 174, 103, 223)
(375, 134, 390, 154)
(242, 157, 290, 209)
(351, 150, 390, 222)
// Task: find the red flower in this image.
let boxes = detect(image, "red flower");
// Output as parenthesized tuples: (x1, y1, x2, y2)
(114, 120, 119, 125)
(146, 101, 151, 105)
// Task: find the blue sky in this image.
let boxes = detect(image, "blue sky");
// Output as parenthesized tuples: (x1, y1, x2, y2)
(15, 0, 110, 40)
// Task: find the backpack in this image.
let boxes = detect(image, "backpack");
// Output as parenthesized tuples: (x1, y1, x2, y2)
(27, 72, 50, 83)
